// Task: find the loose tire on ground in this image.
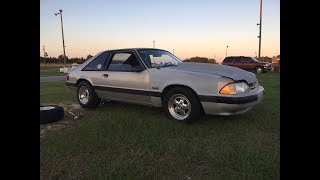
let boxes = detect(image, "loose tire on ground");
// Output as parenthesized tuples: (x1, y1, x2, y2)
(40, 105, 64, 124)
(163, 87, 202, 123)
(77, 81, 101, 108)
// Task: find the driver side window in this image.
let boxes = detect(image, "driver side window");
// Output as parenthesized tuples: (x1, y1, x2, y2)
(243, 57, 252, 63)
(107, 52, 143, 72)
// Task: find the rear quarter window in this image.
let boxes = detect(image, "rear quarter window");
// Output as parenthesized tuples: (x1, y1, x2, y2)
(82, 51, 110, 71)
(223, 57, 233, 63)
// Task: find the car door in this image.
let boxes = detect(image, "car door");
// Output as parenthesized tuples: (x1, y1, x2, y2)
(246, 57, 257, 70)
(232, 57, 244, 69)
(241, 57, 252, 70)
(225, 57, 236, 67)
(80, 51, 111, 87)
(95, 50, 152, 105)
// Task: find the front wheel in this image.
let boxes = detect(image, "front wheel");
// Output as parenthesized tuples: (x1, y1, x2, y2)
(77, 81, 101, 108)
(163, 87, 202, 123)
(256, 67, 263, 73)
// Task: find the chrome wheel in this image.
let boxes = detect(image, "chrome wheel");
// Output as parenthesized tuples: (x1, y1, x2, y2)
(256, 67, 262, 73)
(168, 94, 191, 120)
(78, 86, 90, 105)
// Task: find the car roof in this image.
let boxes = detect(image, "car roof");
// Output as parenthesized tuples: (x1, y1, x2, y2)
(102, 48, 168, 53)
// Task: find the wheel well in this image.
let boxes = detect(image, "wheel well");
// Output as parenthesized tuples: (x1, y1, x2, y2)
(76, 79, 91, 87)
(161, 85, 204, 111)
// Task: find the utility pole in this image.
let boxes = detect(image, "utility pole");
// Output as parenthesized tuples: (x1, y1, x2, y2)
(226, 45, 229, 57)
(257, 0, 262, 59)
(42, 46, 48, 67)
(153, 40, 155, 48)
(55, 9, 66, 68)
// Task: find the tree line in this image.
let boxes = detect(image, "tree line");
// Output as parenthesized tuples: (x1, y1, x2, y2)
(183, 56, 217, 64)
(256, 55, 280, 63)
(40, 54, 93, 64)
(40, 54, 280, 64)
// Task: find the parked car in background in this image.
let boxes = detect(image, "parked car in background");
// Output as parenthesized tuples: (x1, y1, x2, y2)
(66, 48, 264, 122)
(222, 56, 273, 73)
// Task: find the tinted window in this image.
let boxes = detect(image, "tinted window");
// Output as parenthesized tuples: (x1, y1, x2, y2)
(223, 57, 233, 63)
(107, 52, 143, 72)
(82, 51, 110, 71)
(243, 57, 252, 63)
(233, 57, 242, 62)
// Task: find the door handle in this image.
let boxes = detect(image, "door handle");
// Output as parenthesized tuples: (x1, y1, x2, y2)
(102, 74, 108, 78)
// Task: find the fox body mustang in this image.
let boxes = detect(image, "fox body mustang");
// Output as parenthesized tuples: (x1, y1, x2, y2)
(66, 48, 264, 122)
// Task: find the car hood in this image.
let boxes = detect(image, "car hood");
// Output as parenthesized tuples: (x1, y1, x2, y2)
(169, 62, 257, 84)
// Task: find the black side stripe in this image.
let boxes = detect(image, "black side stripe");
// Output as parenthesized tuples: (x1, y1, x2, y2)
(67, 83, 258, 104)
(199, 95, 258, 104)
(66, 82, 76, 87)
(93, 85, 162, 97)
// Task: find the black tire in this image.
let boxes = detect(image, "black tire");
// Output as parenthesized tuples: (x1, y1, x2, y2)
(40, 105, 64, 124)
(77, 81, 101, 108)
(163, 87, 202, 123)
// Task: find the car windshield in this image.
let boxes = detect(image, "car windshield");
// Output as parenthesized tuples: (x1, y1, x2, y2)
(137, 49, 182, 68)
(251, 57, 259, 62)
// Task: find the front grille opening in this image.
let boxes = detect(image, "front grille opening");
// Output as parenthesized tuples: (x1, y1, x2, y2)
(249, 82, 257, 90)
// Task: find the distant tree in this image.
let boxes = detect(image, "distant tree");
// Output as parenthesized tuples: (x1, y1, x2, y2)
(86, 54, 93, 60)
(58, 54, 69, 64)
(257, 56, 272, 63)
(276, 55, 280, 64)
(183, 56, 217, 64)
(77, 57, 86, 64)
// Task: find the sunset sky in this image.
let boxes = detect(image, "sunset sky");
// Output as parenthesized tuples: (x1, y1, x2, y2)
(40, 0, 279, 63)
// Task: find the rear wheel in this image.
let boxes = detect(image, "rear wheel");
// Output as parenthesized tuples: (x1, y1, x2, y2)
(77, 81, 101, 108)
(163, 87, 202, 123)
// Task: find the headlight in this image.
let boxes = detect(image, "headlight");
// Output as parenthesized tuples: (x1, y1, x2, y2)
(219, 82, 249, 95)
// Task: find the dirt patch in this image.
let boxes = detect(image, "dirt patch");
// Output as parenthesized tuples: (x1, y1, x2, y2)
(40, 103, 85, 138)
(40, 101, 116, 138)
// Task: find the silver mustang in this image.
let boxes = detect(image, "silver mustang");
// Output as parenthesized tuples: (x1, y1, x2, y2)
(66, 48, 264, 122)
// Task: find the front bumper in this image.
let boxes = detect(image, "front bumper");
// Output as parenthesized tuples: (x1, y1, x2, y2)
(200, 86, 264, 115)
(66, 82, 77, 90)
(263, 65, 273, 72)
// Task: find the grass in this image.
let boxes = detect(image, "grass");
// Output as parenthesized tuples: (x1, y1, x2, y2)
(40, 66, 65, 77)
(40, 81, 74, 104)
(40, 72, 280, 179)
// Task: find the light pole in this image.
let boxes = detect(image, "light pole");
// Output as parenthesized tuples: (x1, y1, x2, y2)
(257, 0, 262, 59)
(226, 45, 229, 57)
(173, 49, 175, 55)
(55, 9, 66, 68)
(153, 40, 155, 48)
